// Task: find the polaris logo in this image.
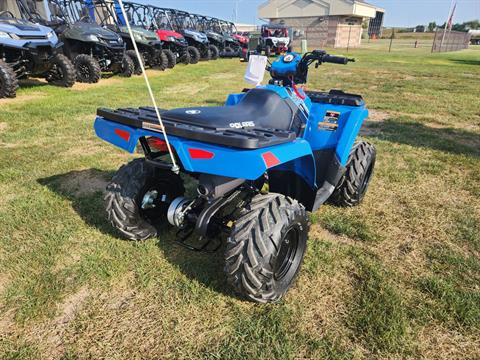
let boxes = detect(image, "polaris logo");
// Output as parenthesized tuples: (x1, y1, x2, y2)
(229, 121, 255, 129)
(186, 110, 201, 114)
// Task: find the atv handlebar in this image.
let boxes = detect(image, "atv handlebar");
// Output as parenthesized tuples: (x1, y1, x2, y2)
(322, 54, 354, 65)
(308, 50, 355, 65)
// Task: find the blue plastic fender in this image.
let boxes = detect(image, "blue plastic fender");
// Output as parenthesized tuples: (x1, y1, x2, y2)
(94, 117, 316, 183)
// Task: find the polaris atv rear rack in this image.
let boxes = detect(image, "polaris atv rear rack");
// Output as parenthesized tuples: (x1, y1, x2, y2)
(96, 107, 296, 149)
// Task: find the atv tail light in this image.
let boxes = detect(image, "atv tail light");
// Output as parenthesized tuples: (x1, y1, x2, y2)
(262, 152, 280, 168)
(147, 137, 169, 152)
(188, 148, 215, 159)
(114, 128, 131, 142)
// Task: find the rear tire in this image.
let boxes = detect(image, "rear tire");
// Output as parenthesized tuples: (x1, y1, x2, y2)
(225, 194, 309, 303)
(223, 46, 234, 56)
(105, 158, 185, 241)
(187, 46, 200, 64)
(126, 49, 144, 75)
(330, 141, 376, 207)
(119, 55, 134, 77)
(46, 54, 76, 87)
(162, 49, 176, 68)
(74, 54, 101, 83)
(208, 44, 219, 60)
(0, 60, 18, 98)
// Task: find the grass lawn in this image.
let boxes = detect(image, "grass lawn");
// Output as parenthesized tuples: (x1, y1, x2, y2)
(0, 47, 479, 359)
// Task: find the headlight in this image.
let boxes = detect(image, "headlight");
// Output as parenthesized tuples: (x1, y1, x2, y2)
(0, 31, 20, 40)
(133, 33, 145, 42)
(86, 34, 99, 42)
(167, 36, 176, 42)
(46, 31, 55, 39)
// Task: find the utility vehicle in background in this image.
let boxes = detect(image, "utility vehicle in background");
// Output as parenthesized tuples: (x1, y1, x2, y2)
(94, 50, 377, 303)
(258, 24, 292, 57)
(196, 16, 243, 57)
(21, 0, 133, 83)
(123, 2, 189, 66)
(166, 8, 210, 62)
(86, 0, 169, 74)
(0, 4, 75, 98)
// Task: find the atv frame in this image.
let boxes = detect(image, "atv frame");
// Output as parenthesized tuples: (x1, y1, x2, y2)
(94, 50, 377, 303)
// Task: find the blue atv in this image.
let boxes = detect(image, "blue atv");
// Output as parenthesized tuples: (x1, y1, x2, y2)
(0, 8, 75, 98)
(94, 50, 376, 303)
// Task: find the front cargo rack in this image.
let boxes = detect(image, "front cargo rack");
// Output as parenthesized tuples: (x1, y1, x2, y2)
(97, 107, 296, 150)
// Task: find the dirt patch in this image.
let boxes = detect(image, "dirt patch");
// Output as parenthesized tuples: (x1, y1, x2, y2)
(168, 83, 210, 95)
(72, 77, 123, 91)
(417, 324, 480, 359)
(368, 109, 390, 122)
(58, 169, 108, 197)
(0, 122, 7, 133)
(0, 93, 46, 105)
(212, 73, 238, 80)
(359, 109, 391, 136)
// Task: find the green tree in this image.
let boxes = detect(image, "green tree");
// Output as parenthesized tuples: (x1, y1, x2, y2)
(428, 21, 437, 32)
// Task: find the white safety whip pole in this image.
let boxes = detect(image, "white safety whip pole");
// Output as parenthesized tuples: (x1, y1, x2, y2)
(116, 0, 180, 174)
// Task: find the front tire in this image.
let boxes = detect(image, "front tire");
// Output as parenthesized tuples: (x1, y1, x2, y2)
(46, 54, 76, 87)
(119, 55, 134, 77)
(225, 194, 309, 303)
(208, 44, 219, 60)
(0, 60, 18, 98)
(126, 49, 144, 75)
(105, 159, 185, 241)
(162, 49, 176, 68)
(74, 54, 101, 83)
(330, 141, 376, 207)
(187, 46, 200, 64)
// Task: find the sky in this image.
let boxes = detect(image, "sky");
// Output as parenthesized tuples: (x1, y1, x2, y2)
(137, 0, 480, 28)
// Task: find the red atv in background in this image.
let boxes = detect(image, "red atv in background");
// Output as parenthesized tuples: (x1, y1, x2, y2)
(257, 24, 292, 57)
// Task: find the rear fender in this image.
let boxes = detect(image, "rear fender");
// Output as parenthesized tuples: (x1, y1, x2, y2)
(94, 117, 315, 182)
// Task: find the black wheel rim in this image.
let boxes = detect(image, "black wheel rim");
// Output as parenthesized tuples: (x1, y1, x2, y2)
(274, 227, 299, 281)
(78, 64, 90, 80)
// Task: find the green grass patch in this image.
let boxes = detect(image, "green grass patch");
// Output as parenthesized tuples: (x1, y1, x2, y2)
(348, 250, 410, 355)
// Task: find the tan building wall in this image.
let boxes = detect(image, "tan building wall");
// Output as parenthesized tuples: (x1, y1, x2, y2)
(271, 15, 363, 48)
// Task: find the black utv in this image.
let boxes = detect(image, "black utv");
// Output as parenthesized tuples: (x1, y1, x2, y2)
(88, 0, 169, 74)
(166, 8, 211, 62)
(20, 0, 133, 83)
(0, 3, 75, 98)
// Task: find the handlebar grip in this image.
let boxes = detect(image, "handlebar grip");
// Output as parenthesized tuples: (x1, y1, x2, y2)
(322, 55, 349, 65)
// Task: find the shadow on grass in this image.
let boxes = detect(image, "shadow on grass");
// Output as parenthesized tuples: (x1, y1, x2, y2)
(366, 119, 480, 157)
(18, 78, 49, 89)
(38, 168, 233, 299)
(449, 59, 480, 66)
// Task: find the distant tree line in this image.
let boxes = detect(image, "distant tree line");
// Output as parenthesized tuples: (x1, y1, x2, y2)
(427, 20, 480, 32)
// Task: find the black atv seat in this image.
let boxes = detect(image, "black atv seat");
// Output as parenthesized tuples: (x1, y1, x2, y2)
(97, 91, 300, 149)
(161, 88, 297, 131)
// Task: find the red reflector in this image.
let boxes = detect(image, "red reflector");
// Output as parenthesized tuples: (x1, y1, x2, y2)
(147, 137, 168, 152)
(262, 151, 280, 168)
(188, 148, 215, 159)
(114, 128, 130, 142)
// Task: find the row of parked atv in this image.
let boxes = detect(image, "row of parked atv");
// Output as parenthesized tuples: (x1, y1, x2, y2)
(0, 0, 250, 98)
